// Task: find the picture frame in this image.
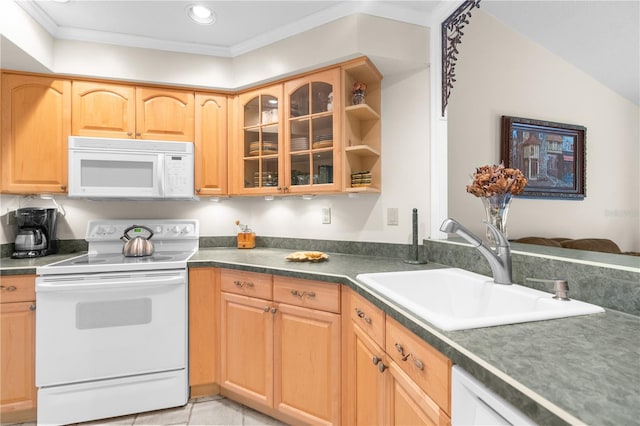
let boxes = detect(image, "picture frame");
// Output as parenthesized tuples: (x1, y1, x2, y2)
(501, 116, 586, 199)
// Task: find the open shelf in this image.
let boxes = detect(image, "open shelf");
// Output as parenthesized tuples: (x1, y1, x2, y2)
(345, 145, 380, 157)
(345, 104, 380, 121)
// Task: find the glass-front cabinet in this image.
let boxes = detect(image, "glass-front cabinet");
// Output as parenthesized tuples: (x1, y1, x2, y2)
(284, 68, 341, 193)
(231, 60, 380, 197)
(233, 85, 283, 195)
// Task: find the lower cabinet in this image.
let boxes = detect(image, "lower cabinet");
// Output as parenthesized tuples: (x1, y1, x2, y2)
(189, 268, 452, 426)
(188, 268, 219, 397)
(0, 275, 37, 424)
(344, 288, 452, 426)
(219, 269, 341, 425)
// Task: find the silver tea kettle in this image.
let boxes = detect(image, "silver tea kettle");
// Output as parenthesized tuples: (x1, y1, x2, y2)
(120, 225, 154, 257)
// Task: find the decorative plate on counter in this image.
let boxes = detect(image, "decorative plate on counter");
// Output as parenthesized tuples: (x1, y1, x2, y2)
(285, 251, 329, 262)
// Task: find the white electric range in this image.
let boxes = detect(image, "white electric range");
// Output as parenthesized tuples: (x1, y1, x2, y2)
(35, 219, 199, 425)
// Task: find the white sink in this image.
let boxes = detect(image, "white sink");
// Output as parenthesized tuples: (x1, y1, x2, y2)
(356, 268, 604, 331)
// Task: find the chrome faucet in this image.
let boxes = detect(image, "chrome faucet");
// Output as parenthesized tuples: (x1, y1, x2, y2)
(440, 218, 513, 285)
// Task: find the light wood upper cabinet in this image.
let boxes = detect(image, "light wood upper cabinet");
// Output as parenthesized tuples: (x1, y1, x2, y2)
(135, 87, 194, 141)
(230, 85, 284, 195)
(72, 81, 136, 138)
(1, 74, 70, 194)
(0, 275, 37, 424)
(284, 67, 342, 194)
(194, 93, 228, 196)
(71, 82, 195, 141)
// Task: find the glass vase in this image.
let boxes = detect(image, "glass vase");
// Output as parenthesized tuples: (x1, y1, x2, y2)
(481, 193, 512, 246)
(352, 90, 366, 105)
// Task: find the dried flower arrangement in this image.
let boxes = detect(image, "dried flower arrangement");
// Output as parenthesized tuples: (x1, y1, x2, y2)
(466, 163, 527, 197)
(352, 81, 367, 94)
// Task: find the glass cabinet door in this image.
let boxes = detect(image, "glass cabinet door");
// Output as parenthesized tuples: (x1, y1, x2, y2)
(239, 88, 282, 192)
(285, 69, 339, 193)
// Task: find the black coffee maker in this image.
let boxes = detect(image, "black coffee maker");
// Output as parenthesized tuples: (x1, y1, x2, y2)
(12, 208, 58, 259)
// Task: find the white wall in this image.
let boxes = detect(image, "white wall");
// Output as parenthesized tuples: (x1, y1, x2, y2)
(448, 10, 640, 252)
(0, 12, 431, 247)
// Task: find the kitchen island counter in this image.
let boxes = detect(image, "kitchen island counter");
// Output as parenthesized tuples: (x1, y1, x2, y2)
(189, 247, 640, 426)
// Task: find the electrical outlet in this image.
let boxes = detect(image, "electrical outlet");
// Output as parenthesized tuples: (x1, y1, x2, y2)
(387, 208, 398, 226)
(322, 207, 331, 224)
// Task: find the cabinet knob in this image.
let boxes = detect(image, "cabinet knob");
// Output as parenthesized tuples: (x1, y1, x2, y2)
(29, 303, 36, 311)
(264, 306, 270, 312)
(355, 307, 372, 324)
(0, 285, 17, 291)
(270, 307, 277, 314)
(127, 132, 133, 136)
(372, 357, 387, 372)
(136, 133, 141, 137)
(61, 185, 67, 191)
(196, 188, 201, 193)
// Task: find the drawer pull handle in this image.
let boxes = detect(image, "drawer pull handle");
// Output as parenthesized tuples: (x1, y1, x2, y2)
(394, 342, 425, 371)
(290, 289, 316, 299)
(0, 285, 17, 292)
(354, 308, 372, 324)
(234, 280, 254, 288)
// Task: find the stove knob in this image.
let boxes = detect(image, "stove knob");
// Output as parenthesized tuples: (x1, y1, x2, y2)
(183, 224, 194, 235)
(168, 225, 180, 234)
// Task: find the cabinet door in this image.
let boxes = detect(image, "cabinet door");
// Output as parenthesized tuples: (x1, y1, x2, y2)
(135, 87, 194, 141)
(220, 292, 274, 407)
(71, 81, 136, 138)
(284, 68, 341, 193)
(194, 93, 228, 196)
(231, 85, 283, 195)
(345, 322, 386, 426)
(387, 361, 451, 426)
(1, 301, 36, 417)
(274, 303, 340, 425)
(188, 268, 219, 394)
(1, 74, 70, 194)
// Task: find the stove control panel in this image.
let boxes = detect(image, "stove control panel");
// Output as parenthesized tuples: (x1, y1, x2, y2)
(86, 219, 199, 241)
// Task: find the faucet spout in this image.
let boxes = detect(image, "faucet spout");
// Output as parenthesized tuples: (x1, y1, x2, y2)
(440, 218, 513, 284)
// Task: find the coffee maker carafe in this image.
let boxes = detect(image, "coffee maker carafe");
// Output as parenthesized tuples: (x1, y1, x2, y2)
(12, 208, 58, 259)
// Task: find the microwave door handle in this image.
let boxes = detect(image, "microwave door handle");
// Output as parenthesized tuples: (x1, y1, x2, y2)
(157, 156, 165, 196)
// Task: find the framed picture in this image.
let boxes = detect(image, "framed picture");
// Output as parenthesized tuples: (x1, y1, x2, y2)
(501, 116, 586, 199)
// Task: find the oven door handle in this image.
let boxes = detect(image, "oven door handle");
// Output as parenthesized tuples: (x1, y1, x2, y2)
(36, 273, 185, 292)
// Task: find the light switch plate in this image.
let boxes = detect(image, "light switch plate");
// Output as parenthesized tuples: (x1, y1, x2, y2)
(322, 207, 331, 224)
(387, 208, 398, 226)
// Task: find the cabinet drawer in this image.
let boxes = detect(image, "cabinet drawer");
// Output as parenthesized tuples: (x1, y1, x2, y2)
(349, 289, 385, 347)
(220, 269, 272, 300)
(0, 275, 35, 304)
(273, 276, 340, 313)
(385, 316, 451, 415)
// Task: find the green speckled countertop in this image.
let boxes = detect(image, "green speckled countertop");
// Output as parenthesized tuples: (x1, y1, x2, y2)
(3, 247, 639, 426)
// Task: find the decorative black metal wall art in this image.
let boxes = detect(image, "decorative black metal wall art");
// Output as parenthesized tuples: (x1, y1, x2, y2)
(441, 0, 481, 116)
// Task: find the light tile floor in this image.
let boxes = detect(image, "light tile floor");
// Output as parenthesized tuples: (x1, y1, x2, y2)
(7, 396, 287, 426)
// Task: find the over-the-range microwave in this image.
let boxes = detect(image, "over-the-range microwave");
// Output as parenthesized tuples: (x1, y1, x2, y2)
(68, 136, 195, 200)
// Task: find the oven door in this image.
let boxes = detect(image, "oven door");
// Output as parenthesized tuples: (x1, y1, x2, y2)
(68, 150, 163, 198)
(35, 269, 186, 387)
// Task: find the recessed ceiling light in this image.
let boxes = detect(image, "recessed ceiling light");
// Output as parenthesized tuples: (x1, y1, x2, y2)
(187, 4, 215, 25)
